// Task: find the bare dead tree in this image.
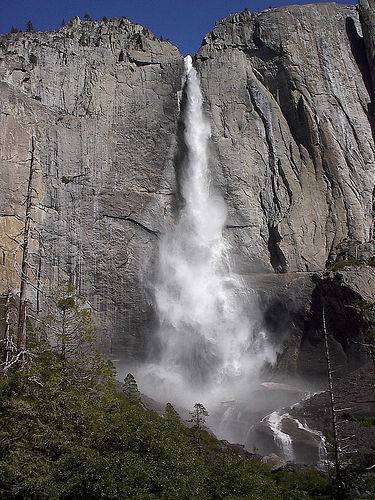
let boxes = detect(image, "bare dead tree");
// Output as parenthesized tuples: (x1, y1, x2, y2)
(2, 290, 15, 365)
(322, 305, 344, 498)
(36, 233, 43, 315)
(17, 136, 36, 363)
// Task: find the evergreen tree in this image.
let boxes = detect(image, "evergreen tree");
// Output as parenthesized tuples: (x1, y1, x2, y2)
(61, 18, 66, 28)
(189, 402, 209, 429)
(10, 26, 19, 33)
(83, 13, 92, 21)
(43, 283, 95, 366)
(26, 20, 34, 32)
(122, 373, 140, 401)
(164, 402, 181, 422)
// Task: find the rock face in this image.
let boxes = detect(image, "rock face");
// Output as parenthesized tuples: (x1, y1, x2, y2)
(240, 265, 374, 380)
(0, 5, 374, 362)
(196, 3, 374, 273)
(290, 363, 375, 468)
(0, 18, 183, 355)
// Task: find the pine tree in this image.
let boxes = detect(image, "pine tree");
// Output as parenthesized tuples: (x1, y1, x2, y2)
(10, 26, 19, 33)
(122, 373, 140, 401)
(53, 284, 94, 361)
(189, 403, 209, 429)
(164, 402, 181, 423)
(26, 20, 35, 32)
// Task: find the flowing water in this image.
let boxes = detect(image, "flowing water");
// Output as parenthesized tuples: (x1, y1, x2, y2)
(262, 408, 328, 465)
(267, 411, 295, 461)
(135, 56, 275, 415)
(126, 57, 330, 466)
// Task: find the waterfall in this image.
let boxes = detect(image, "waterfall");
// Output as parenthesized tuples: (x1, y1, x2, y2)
(267, 411, 295, 461)
(264, 410, 328, 466)
(134, 56, 274, 413)
(134, 56, 272, 414)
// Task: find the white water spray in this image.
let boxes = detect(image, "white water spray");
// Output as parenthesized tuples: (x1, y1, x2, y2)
(264, 408, 328, 465)
(267, 411, 295, 461)
(136, 56, 274, 412)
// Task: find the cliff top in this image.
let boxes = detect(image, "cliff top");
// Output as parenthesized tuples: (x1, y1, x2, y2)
(0, 3, 358, 58)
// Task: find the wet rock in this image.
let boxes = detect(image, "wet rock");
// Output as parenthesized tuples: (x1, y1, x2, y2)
(262, 453, 286, 470)
(240, 266, 374, 381)
(247, 410, 325, 466)
(290, 363, 375, 469)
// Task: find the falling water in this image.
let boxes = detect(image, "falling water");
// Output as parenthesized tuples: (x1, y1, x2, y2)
(135, 56, 275, 413)
(264, 409, 328, 465)
(267, 411, 295, 461)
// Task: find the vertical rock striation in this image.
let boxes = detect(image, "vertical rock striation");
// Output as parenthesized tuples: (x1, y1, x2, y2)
(0, 18, 183, 355)
(0, 5, 374, 360)
(196, 4, 374, 273)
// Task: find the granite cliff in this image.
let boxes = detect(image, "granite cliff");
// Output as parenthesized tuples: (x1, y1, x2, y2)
(0, 3, 374, 378)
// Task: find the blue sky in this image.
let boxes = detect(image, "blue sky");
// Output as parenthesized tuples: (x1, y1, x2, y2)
(0, 0, 357, 54)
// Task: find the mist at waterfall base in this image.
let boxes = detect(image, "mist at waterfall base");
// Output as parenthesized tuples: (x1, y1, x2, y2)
(130, 56, 277, 442)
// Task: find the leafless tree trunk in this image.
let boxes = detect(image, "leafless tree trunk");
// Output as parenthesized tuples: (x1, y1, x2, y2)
(17, 136, 36, 358)
(322, 305, 344, 498)
(61, 308, 66, 360)
(36, 234, 42, 315)
(3, 290, 14, 365)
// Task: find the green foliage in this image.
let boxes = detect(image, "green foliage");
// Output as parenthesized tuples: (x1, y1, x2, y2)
(189, 402, 209, 429)
(329, 255, 375, 272)
(343, 413, 375, 427)
(273, 469, 332, 499)
(164, 402, 181, 423)
(61, 175, 71, 184)
(0, 348, 333, 499)
(347, 471, 375, 499)
(26, 20, 34, 32)
(79, 33, 90, 46)
(329, 256, 363, 271)
(43, 284, 95, 362)
(122, 372, 140, 401)
(0, 285, 335, 499)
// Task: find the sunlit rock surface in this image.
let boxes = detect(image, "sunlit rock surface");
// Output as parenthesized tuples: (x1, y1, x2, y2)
(196, 3, 374, 273)
(0, 4, 374, 365)
(0, 18, 183, 354)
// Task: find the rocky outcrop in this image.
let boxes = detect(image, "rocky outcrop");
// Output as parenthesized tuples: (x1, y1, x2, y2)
(0, 5, 374, 360)
(196, 3, 374, 273)
(246, 265, 374, 380)
(290, 363, 375, 468)
(0, 18, 182, 354)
